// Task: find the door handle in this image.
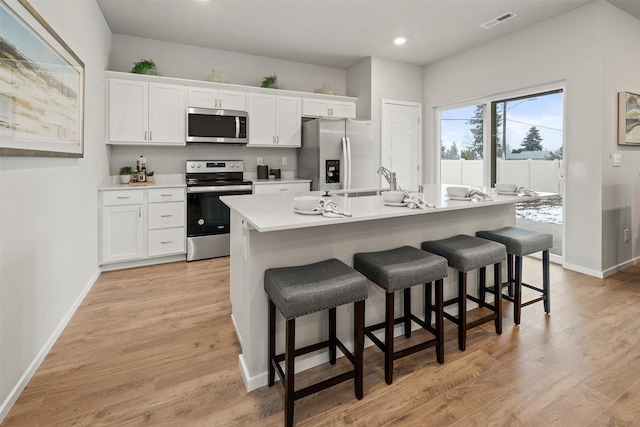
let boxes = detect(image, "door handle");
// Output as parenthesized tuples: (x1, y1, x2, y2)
(144, 131, 147, 141)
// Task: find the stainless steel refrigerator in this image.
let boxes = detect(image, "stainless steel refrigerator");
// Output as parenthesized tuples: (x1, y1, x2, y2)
(298, 118, 376, 191)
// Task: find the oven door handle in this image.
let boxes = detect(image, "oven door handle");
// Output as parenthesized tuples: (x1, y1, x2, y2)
(187, 185, 253, 193)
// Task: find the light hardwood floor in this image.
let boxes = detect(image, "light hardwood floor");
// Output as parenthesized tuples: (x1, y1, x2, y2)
(4, 257, 640, 426)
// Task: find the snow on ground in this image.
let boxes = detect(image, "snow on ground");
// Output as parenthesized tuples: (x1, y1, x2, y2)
(516, 197, 562, 225)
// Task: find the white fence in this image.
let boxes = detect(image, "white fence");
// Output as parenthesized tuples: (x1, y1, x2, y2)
(441, 159, 563, 193)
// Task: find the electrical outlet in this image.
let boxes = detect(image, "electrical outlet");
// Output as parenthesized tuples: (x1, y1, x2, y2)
(282, 157, 287, 166)
(624, 228, 630, 242)
(257, 157, 262, 165)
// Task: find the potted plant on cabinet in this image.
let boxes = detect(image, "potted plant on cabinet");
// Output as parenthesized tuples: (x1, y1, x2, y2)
(146, 171, 155, 183)
(119, 166, 132, 184)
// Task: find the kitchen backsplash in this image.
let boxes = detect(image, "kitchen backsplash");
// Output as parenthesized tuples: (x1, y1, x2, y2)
(108, 145, 298, 176)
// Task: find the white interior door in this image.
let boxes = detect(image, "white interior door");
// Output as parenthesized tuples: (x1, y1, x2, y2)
(381, 100, 422, 191)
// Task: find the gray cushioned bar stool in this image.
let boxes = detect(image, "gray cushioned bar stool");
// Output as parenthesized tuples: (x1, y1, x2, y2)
(265, 258, 368, 427)
(421, 235, 506, 351)
(353, 246, 448, 384)
(476, 226, 552, 324)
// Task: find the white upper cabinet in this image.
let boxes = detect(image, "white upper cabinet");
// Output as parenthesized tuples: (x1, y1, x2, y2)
(247, 94, 301, 147)
(302, 98, 356, 119)
(107, 79, 186, 145)
(187, 87, 246, 111)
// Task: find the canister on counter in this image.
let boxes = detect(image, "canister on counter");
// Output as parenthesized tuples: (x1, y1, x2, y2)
(269, 167, 281, 179)
(257, 164, 268, 179)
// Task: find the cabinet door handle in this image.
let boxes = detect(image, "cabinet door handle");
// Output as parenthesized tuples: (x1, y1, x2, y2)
(144, 131, 147, 140)
(160, 240, 172, 244)
(160, 214, 173, 218)
(139, 207, 141, 217)
(161, 194, 172, 197)
(276, 136, 279, 144)
(278, 188, 287, 191)
(149, 131, 152, 141)
(117, 196, 130, 199)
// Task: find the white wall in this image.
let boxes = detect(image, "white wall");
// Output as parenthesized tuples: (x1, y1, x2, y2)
(601, 4, 640, 273)
(0, 0, 111, 421)
(424, 1, 605, 275)
(110, 34, 346, 95)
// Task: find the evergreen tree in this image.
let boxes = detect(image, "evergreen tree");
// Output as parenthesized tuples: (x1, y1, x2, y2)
(521, 126, 543, 151)
(449, 142, 459, 160)
(465, 106, 485, 159)
(441, 141, 446, 159)
(465, 105, 503, 160)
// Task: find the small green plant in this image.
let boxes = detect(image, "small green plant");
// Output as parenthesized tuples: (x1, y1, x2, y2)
(261, 73, 278, 88)
(119, 166, 132, 175)
(147, 170, 154, 177)
(131, 59, 157, 74)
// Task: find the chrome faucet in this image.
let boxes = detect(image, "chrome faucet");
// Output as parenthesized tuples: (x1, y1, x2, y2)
(377, 166, 399, 191)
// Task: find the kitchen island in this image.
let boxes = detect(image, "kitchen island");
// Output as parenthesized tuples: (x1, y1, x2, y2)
(222, 185, 554, 392)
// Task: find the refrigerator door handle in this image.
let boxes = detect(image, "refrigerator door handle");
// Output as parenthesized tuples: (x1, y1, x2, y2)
(345, 136, 352, 189)
(341, 136, 349, 189)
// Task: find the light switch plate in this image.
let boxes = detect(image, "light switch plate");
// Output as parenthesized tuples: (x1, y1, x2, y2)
(282, 157, 287, 166)
(612, 153, 621, 167)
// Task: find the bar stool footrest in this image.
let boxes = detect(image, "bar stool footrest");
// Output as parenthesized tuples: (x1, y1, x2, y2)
(364, 315, 438, 361)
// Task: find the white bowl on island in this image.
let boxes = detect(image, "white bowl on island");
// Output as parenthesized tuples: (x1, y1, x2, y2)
(381, 190, 405, 203)
(293, 196, 322, 212)
(495, 183, 518, 193)
(446, 186, 469, 198)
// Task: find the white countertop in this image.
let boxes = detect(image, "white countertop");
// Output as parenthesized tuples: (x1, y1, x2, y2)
(222, 184, 555, 233)
(99, 174, 186, 190)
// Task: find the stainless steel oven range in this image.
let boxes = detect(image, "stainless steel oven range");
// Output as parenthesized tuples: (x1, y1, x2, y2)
(186, 160, 252, 261)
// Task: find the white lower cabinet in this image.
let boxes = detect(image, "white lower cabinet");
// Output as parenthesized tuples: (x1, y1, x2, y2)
(100, 187, 185, 266)
(102, 204, 144, 263)
(253, 181, 310, 194)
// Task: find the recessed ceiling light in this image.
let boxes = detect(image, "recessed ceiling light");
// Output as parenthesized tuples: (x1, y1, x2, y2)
(394, 37, 407, 46)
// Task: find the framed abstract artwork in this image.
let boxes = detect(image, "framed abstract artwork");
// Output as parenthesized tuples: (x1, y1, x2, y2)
(618, 91, 640, 146)
(0, 0, 84, 157)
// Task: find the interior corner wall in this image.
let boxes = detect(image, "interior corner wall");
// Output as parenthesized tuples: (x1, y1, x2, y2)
(346, 57, 372, 120)
(0, 0, 111, 421)
(600, 2, 640, 273)
(349, 57, 424, 184)
(423, 1, 606, 275)
(109, 34, 347, 95)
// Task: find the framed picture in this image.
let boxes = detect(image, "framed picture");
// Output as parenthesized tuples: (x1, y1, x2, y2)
(618, 91, 640, 146)
(0, 0, 84, 157)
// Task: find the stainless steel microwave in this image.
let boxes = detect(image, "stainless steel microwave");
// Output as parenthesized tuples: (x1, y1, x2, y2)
(186, 107, 248, 144)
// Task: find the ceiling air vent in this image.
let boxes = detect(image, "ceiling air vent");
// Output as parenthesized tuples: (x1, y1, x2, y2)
(480, 12, 517, 29)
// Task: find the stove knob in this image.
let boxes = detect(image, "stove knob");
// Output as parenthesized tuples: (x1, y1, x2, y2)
(196, 163, 201, 168)
(198, 218, 205, 225)
(190, 164, 194, 168)
(235, 162, 240, 168)
(230, 164, 235, 168)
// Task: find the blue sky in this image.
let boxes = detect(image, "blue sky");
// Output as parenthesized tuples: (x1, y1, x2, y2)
(441, 92, 564, 153)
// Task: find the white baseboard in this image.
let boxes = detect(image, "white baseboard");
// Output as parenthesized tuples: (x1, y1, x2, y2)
(0, 268, 101, 423)
(562, 262, 604, 278)
(601, 257, 640, 278)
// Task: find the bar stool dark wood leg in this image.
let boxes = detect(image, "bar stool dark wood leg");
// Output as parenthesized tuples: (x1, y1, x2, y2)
(458, 271, 467, 351)
(424, 282, 432, 324)
(493, 263, 502, 334)
(268, 299, 276, 387)
(543, 250, 550, 314)
(404, 288, 411, 338)
(354, 300, 364, 399)
(514, 256, 523, 325)
(385, 292, 394, 385)
(507, 254, 514, 297)
(435, 279, 444, 364)
(329, 307, 337, 365)
(285, 318, 295, 427)
(479, 266, 487, 307)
